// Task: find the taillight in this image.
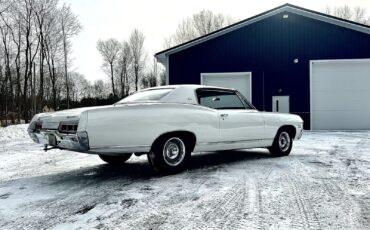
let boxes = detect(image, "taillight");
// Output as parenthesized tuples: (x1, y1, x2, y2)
(34, 122, 43, 133)
(58, 123, 78, 134)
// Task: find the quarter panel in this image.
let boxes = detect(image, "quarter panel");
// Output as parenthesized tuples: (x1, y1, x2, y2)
(262, 112, 303, 139)
(86, 103, 219, 151)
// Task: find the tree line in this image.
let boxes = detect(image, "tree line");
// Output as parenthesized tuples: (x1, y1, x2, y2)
(96, 29, 158, 99)
(94, 10, 234, 101)
(325, 5, 370, 25)
(0, 0, 81, 124)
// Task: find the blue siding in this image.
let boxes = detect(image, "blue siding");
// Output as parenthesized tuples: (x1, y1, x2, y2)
(168, 11, 370, 129)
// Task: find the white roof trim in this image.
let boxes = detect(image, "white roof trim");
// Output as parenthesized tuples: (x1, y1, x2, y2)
(156, 5, 370, 64)
(291, 7, 370, 34)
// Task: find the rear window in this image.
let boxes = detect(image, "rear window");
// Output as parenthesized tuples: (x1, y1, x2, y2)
(117, 88, 173, 103)
(196, 89, 246, 109)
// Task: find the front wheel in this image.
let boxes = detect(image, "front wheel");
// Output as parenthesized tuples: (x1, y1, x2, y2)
(99, 153, 132, 164)
(147, 136, 190, 173)
(268, 130, 293, 157)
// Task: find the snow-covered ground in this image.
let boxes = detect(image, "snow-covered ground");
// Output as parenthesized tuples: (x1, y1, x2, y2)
(1, 125, 370, 230)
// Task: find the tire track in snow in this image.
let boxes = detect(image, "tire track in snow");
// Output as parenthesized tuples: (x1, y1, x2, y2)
(235, 177, 262, 230)
(201, 180, 246, 229)
(286, 174, 322, 230)
(270, 159, 322, 230)
(124, 169, 217, 230)
(196, 162, 268, 230)
(285, 156, 361, 230)
(322, 181, 361, 229)
(297, 149, 367, 230)
(182, 175, 255, 230)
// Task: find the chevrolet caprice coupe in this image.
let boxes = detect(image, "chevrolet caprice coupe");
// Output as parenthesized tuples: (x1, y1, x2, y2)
(28, 85, 303, 173)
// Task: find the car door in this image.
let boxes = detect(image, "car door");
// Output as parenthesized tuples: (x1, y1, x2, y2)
(197, 89, 265, 145)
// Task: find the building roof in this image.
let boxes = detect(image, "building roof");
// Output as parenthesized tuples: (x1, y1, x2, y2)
(155, 3, 370, 64)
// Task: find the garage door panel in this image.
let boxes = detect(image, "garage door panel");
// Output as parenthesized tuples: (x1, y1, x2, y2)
(311, 60, 370, 130)
(312, 111, 370, 130)
(312, 72, 370, 91)
(201, 72, 252, 101)
(312, 61, 370, 72)
(312, 78, 370, 91)
(312, 91, 370, 111)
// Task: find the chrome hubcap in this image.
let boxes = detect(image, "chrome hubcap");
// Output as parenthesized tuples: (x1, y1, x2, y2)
(279, 132, 291, 152)
(163, 137, 186, 166)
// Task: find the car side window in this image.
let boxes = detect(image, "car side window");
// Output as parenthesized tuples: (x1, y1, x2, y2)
(196, 89, 246, 110)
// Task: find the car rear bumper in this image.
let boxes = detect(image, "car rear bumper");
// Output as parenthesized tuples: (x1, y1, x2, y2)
(28, 129, 89, 152)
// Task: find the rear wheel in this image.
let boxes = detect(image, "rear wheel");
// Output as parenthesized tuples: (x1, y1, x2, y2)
(268, 130, 293, 157)
(99, 153, 132, 164)
(147, 136, 191, 173)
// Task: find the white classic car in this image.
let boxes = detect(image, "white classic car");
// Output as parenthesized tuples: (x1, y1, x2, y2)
(28, 85, 303, 173)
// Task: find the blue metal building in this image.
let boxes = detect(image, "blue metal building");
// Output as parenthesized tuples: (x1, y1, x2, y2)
(155, 4, 370, 130)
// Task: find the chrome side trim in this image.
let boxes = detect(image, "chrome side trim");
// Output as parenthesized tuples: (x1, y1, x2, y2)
(198, 138, 274, 146)
(90, 145, 151, 149)
(194, 139, 274, 152)
(89, 145, 151, 154)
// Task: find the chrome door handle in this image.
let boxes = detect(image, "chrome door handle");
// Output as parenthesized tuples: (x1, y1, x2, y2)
(220, 113, 229, 118)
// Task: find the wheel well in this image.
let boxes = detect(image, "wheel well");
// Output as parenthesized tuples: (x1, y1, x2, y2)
(151, 131, 197, 153)
(277, 125, 296, 139)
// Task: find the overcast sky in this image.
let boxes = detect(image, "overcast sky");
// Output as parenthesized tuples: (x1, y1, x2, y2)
(61, 0, 370, 82)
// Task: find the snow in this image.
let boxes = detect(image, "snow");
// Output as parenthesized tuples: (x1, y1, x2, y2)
(1, 125, 370, 229)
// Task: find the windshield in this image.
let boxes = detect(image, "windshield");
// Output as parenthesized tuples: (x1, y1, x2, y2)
(117, 88, 174, 103)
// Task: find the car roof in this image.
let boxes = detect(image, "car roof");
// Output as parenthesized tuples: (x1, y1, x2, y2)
(120, 85, 237, 105)
(139, 84, 236, 92)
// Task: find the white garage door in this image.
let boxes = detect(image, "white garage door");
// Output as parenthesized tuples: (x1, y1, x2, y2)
(311, 59, 370, 130)
(201, 72, 252, 102)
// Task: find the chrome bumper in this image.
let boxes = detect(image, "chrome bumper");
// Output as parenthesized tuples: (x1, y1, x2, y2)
(28, 130, 89, 152)
(296, 127, 303, 140)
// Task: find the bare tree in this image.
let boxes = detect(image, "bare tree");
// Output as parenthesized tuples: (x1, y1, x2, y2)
(353, 7, 367, 22)
(141, 72, 157, 89)
(0, 0, 93, 124)
(0, 0, 149, 123)
(170, 18, 195, 47)
(129, 29, 145, 92)
(19, 0, 39, 122)
(93, 79, 106, 98)
(158, 70, 166, 86)
(59, 3, 82, 109)
(44, 11, 63, 110)
(33, 0, 58, 112)
(335, 5, 352, 20)
(0, 13, 14, 115)
(117, 41, 131, 97)
(2, 3, 22, 122)
(325, 5, 370, 25)
(0, 0, 13, 15)
(193, 10, 231, 36)
(68, 72, 91, 101)
(165, 10, 234, 48)
(97, 38, 120, 97)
